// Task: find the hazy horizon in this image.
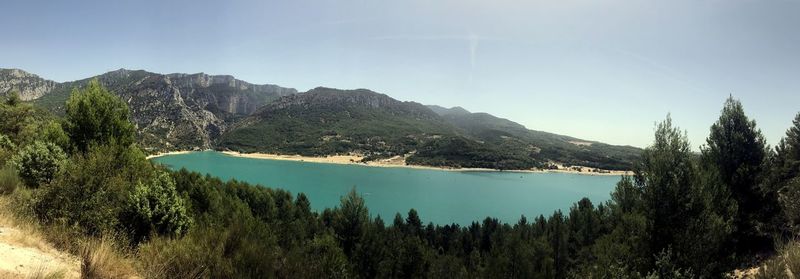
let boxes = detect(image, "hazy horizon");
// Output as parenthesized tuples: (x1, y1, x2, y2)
(2, 0, 799, 150)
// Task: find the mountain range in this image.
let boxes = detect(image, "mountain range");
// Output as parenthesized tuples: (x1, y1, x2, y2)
(0, 68, 641, 170)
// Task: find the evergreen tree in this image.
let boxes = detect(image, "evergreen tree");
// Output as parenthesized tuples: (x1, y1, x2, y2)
(770, 113, 800, 235)
(332, 188, 369, 257)
(702, 96, 774, 253)
(635, 115, 696, 261)
(63, 79, 136, 153)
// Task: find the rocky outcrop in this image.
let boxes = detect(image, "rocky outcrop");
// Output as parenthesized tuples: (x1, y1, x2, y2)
(0, 69, 58, 101)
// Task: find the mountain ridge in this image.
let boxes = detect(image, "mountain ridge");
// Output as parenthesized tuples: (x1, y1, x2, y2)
(1, 68, 641, 170)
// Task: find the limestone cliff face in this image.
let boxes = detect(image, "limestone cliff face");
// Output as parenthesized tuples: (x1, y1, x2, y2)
(1, 68, 297, 151)
(0, 69, 58, 101)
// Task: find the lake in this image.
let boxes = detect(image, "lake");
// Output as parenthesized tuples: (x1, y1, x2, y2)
(153, 151, 621, 225)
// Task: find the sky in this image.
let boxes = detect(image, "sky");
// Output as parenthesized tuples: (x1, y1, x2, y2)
(2, 0, 799, 150)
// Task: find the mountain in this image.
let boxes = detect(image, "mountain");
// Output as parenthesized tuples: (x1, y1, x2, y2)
(427, 105, 641, 170)
(221, 87, 640, 170)
(0, 69, 59, 100)
(220, 87, 459, 157)
(1, 68, 640, 170)
(426, 105, 471, 116)
(1, 68, 297, 150)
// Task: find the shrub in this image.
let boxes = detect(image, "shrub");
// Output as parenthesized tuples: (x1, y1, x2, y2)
(137, 220, 278, 279)
(0, 166, 20, 195)
(123, 171, 191, 242)
(0, 133, 14, 150)
(18, 120, 70, 152)
(33, 144, 150, 235)
(9, 141, 67, 188)
(0, 133, 15, 166)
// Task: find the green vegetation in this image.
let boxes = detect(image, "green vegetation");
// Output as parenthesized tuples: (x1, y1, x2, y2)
(221, 87, 640, 170)
(0, 166, 20, 195)
(3, 81, 800, 278)
(9, 141, 67, 188)
(125, 171, 191, 241)
(407, 135, 540, 169)
(432, 107, 641, 170)
(64, 79, 136, 153)
(220, 87, 457, 158)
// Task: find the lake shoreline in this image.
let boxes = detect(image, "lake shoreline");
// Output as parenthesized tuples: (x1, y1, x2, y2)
(145, 150, 196, 159)
(149, 150, 631, 176)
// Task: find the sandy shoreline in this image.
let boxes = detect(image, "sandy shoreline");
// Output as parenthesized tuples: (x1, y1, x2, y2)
(145, 150, 630, 176)
(145, 150, 195, 159)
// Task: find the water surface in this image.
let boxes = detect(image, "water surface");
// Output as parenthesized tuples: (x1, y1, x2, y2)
(153, 151, 620, 225)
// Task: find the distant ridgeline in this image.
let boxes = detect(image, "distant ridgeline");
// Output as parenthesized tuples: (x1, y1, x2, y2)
(0, 68, 641, 170)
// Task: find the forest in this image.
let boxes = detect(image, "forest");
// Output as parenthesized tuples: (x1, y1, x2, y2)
(1, 80, 800, 278)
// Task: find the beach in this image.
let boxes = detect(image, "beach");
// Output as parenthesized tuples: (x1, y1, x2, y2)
(215, 151, 632, 176)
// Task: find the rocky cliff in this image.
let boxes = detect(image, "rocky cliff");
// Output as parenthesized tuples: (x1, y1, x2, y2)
(0, 69, 58, 100)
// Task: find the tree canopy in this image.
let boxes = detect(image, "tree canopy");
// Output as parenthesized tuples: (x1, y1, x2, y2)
(63, 79, 136, 153)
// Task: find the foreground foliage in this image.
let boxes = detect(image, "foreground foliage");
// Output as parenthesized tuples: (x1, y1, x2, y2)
(3, 85, 800, 278)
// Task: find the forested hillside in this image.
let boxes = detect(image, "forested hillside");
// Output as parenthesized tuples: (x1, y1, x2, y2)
(426, 105, 641, 170)
(1, 82, 799, 278)
(220, 87, 640, 170)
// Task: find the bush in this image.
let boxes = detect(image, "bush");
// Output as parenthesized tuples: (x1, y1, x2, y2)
(137, 220, 278, 279)
(9, 141, 67, 188)
(0, 133, 15, 166)
(0, 166, 20, 195)
(18, 120, 70, 152)
(124, 171, 191, 242)
(33, 144, 151, 235)
(0, 133, 14, 150)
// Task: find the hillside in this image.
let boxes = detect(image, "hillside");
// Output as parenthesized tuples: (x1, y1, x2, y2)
(220, 87, 459, 157)
(0, 69, 58, 101)
(1, 68, 297, 150)
(427, 105, 641, 170)
(221, 88, 640, 170)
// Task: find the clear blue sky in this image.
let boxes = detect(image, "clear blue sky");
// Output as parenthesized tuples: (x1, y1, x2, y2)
(2, 0, 799, 150)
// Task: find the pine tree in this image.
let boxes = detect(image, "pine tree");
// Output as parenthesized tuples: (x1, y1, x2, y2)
(63, 79, 136, 153)
(702, 96, 774, 253)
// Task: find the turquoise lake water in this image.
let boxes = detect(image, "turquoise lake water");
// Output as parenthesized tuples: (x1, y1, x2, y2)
(153, 151, 620, 225)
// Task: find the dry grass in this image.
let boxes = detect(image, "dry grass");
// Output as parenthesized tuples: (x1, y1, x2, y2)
(751, 241, 800, 279)
(26, 265, 68, 279)
(135, 235, 208, 279)
(0, 188, 141, 279)
(785, 243, 800, 278)
(0, 194, 52, 253)
(755, 257, 789, 279)
(0, 166, 20, 195)
(79, 236, 137, 279)
(0, 195, 80, 279)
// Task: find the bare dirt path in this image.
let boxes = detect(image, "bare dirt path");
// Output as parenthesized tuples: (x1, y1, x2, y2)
(0, 226, 80, 279)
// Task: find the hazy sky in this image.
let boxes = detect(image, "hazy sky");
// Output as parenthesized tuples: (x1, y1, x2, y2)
(2, 0, 799, 149)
